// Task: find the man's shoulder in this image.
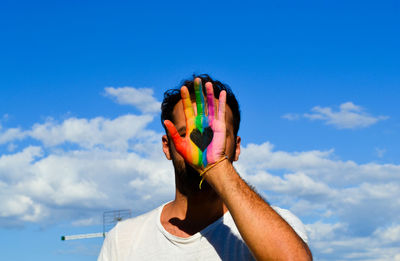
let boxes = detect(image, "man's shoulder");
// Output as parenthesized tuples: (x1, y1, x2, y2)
(98, 205, 164, 261)
(271, 206, 309, 244)
(106, 205, 162, 249)
(116, 205, 161, 231)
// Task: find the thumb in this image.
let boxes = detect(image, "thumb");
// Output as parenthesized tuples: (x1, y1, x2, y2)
(164, 120, 184, 152)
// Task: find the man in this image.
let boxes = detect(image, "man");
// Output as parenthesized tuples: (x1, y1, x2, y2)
(98, 74, 312, 260)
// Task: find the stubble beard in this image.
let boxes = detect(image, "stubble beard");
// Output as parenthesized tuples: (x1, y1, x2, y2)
(171, 153, 212, 196)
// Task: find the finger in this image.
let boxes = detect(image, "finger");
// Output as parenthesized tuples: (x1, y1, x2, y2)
(217, 90, 226, 121)
(194, 78, 205, 116)
(205, 82, 216, 118)
(181, 86, 194, 120)
(164, 120, 184, 152)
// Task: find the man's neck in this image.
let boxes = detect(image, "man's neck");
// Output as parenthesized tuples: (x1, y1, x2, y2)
(160, 188, 228, 238)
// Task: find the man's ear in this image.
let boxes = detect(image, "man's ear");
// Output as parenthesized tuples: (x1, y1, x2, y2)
(234, 136, 241, 161)
(162, 135, 172, 160)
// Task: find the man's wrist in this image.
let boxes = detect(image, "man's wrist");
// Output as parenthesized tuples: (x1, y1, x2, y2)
(202, 158, 238, 194)
(198, 156, 228, 189)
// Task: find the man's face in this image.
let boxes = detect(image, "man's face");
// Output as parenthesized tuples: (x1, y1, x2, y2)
(163, 96, 240, 195)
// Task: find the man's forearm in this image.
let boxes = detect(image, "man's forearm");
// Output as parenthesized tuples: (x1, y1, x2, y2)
(204, 160, 312, 261)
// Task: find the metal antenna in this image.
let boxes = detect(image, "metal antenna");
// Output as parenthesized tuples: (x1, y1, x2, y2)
(61, 209, 132, 241)
(103, 209, 132, 235)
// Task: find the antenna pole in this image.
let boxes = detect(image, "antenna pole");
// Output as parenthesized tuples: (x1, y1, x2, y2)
(61, 232, 106, 241)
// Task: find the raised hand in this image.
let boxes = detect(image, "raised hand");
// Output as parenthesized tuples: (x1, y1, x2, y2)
(164, 78, 227, 171)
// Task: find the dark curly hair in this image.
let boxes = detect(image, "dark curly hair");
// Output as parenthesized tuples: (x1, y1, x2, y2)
(161, 74, 241, 137)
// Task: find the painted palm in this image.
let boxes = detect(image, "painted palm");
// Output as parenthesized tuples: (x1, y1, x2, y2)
(164, 78, 227, 170)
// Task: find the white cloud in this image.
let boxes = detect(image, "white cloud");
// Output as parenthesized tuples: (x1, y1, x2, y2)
(284, 102, 388, 129)
(0, 127, 27, 145)
(0, 191, 45, 222)
(281, 113, 301, 120)
(71, 217, 98, 227)
(0, 89, 174, 225)
(373, 224, 400, 244)
(29, 114, 155, 150)
(0, 120, 174, 225)
(306, 221, 346, 242)
(7, 143, 18, 152)
(104, 87, 161, 113)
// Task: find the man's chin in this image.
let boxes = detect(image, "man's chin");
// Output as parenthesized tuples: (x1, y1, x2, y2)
(174, 162, 211, 195)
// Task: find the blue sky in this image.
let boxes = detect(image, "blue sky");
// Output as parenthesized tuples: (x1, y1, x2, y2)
(1, 0, 399, 260)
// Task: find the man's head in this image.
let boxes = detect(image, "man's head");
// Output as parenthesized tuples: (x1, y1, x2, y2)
(161, 74, 241, 195)
(161, 74, 240, 138)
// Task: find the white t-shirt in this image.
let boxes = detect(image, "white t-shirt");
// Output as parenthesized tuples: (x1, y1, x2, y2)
(98, 203, 308, 261)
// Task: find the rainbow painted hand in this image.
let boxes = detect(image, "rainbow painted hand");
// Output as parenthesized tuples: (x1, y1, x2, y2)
(164, 78, 227, 171)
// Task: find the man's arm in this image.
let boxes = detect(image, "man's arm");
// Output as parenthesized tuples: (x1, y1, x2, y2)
(204, 159, 312, 261)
